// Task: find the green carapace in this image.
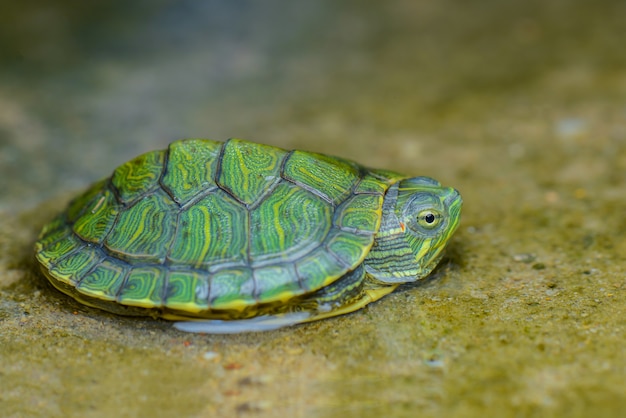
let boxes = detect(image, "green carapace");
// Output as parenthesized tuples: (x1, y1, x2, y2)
(35, 138, 462, 333)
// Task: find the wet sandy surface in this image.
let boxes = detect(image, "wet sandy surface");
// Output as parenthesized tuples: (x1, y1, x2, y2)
(1, 1, 625, 417)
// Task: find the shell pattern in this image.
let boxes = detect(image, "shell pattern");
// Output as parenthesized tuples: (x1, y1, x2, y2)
(35, 138, 406, 317)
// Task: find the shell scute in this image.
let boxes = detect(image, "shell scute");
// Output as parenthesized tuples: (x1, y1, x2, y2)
(334, 194, 383, 233)
(253, 264, 302, 302)
(104, 189, 178, 263)
(72, 188, 118, 244)
(35, 220, 70, 254)
(326, 230, 373, 269)
(282, 150, 360, 204)
(208, 268, 256, 310)
(112, 150, 165, 204)
(295, 246, 348, 291)
(48, 245, 103, 285)
(165, 270, 209, 313)
(66, 179, 108, 222)
(161, 139, 221, 205)
(167, 190, 248, 269)
(75, 258, 127, 301)
(217, 138, 287, 206)
(36, 228, 82, 266)
(118, 266, 166, 308)
(249, 181, 331, 263)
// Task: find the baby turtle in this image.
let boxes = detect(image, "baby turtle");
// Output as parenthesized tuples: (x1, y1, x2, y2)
(35, 138, 462, 333)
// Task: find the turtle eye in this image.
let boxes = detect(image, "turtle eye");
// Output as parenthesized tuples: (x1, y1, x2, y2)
(417, 210, 442, 229)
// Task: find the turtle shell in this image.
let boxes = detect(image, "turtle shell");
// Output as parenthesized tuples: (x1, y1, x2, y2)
(35, 138, 405, 318)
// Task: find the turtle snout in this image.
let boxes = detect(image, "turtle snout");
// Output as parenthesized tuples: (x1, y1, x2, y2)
(444, 187, 462, 209)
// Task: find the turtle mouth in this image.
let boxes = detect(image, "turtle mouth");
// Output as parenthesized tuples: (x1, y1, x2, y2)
(416, 245, 446, 280)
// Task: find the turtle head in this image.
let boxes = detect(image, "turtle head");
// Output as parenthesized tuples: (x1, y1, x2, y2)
(364, 176, 462, 283)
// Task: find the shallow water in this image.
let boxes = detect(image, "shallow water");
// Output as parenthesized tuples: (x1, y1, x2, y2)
(1, 1, 625, 417)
